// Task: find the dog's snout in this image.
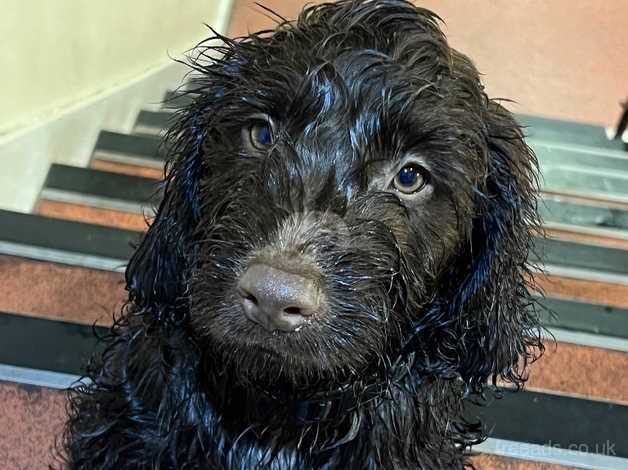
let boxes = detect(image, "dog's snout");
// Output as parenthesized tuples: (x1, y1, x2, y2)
(237, 264, 320, 332)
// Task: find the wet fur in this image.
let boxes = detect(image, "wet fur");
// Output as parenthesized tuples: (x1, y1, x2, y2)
(63, 1, 543, 468)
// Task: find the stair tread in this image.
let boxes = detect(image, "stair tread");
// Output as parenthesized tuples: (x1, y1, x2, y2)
(0, 310, 625, 460)
(0, 311, 107, 375)
(0, 210, 137, 267)
(4, 207, 628, 280)
(41, 162, 628, 233)
(44, 164, 160, 206)
(94, 130, 166, 161)
(467, 388, 628, 458)
(0, 381, 66, 468)
(532, 237, 628, 277)
(0, 254, 124, 324)
(518, 113, 625, 151)
(537, 296, 628, 339)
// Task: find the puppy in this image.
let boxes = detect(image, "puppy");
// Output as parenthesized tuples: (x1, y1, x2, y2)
(64, 1, 543, 468)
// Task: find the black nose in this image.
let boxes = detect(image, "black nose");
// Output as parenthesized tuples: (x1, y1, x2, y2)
(237, 264, 320, 332)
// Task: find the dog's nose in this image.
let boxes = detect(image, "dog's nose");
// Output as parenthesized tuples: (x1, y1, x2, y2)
(237, 264, 320, 332)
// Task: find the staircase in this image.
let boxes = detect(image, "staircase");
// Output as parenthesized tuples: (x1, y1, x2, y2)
(0, 93, 627, 469)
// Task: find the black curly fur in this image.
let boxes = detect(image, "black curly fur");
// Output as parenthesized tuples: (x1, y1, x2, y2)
(62, 1, 544, 468)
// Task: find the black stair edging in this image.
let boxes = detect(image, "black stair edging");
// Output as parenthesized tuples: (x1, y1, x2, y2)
(0, 310, 625, 459)
(0, 210, 138, 269)
(95, 130, 166, 161)
(518, 113, 625, 152)
(42, 162, 628, 233)
(43, 164, 161, 208)
(0, 311, 107, 376)
(2, 209, 628, 277)
(465, 388, 628, 459)
(536, 296, 628, 340)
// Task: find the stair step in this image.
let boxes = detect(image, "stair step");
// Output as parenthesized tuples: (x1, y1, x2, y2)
(467, 389, 628, 462)
(0, 210, 136, 271)
(0, 254, 124, 324)
(37, 199, 149, 231)
(88, 133, 628, 205)
(42, 164, 160, 212)
(469, 454, 575, 469)
(39, 164, 158, 229)
(541, 166, 628, 204)
(531, 237, 628, 284)
(541, 195, 628, 233)
(535, 273, 628, 309)
(537, 296, 628, 340)
(3, 307, 624, 400)
(134, 109, 174, 135)
(0, 381, 66, 468)
(534, 141, 628, 173)
(90, 159, 164, 179)
(525, 341, 628, 402)
(163, 90, 194, 108)
(0, 309, 625, 467)
(6, 205, 628, 286)
(519, 113, 625, 151)
(0, 312, 106, 379)
(93, 130, 165, 168)
(39, 162, 628, 239)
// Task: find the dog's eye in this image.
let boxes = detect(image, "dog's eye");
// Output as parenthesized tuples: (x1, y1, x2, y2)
(392, 164, 428, 194)
(248, 122, 273, 150)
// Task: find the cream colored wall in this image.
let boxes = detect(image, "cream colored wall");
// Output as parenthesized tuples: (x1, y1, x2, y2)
(0, 0, 233, 212)
(1, 0, 231, 135)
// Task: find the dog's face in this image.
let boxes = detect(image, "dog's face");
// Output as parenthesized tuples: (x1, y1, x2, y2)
(128, 1, 540, 393)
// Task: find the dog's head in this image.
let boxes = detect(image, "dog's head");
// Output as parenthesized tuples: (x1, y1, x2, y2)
(127, 0, 541, 396)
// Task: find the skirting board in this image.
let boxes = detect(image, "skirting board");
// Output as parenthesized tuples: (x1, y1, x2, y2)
(0, 0, 232, 214)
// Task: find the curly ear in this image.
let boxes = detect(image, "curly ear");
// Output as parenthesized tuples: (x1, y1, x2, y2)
(125, 94, 211, 323)
(124, 33, 257, 323)
(409, 99, 543, 392)
(442, 100, 543, 391)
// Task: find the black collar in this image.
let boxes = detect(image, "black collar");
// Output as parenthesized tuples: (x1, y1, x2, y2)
(276, 352, 417, 424)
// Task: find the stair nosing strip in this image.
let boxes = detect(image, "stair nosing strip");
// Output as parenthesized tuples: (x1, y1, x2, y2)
(0, 363, 82, 389)
(543, 188, 628, 206)
(95, 130, 164, 160)
(40, 188, 151, 214)
(475, 437, 627, 470)
(529, 138, 628, 161)
(542, 264, 628, 286)
(466, 389, 628, 459)
(92, 150, 165, 168)
(547, 327, 628, 353)
(133, 123, 166, 135)
(536, 296, 628, 340)
(1, 309, 625, 459)
(543, 221, 628, 241)
(0, 240, 127, 272)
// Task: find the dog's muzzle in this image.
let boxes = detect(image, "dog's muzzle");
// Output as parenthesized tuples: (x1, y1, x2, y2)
(237, 264, 321, 332)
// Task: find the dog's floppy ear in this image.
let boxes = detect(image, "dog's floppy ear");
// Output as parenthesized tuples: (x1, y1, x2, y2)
(445, 100, 543, 391)
(125, 93, 214, 323)
(124, 34, 248, 323)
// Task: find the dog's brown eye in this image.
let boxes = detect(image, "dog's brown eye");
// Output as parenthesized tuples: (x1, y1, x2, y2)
(392, 164, 427, 194)
(248, 122, 273, 150)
